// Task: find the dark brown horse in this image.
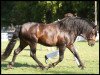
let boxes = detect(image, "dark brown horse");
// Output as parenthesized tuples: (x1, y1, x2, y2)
(1, 16, 97, 70)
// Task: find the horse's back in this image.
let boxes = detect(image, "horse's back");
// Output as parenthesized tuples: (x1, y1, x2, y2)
(21, 22, 37, 32)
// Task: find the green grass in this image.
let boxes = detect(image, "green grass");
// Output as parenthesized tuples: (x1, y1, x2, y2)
(1, 41, 99, 74)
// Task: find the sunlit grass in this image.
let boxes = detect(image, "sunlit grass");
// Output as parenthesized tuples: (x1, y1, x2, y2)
(1, 41, 99, 74)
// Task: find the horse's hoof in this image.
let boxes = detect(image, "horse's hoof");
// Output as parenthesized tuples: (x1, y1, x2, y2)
(52, 63, 56, 67)
(45, 64, 52, 70)
(49, 63, 55, 67)
(78, 65, 81, 68)
(7, 62, 14, 69)
(49, 64, 52, 67)
(7, 64, 13, 69)
(39, 66, 45, 70)
(45, 67, 48, 70)
(81, 66, 85, 70)
(45, 66, 51, 70)
(78, 65, 85, 70)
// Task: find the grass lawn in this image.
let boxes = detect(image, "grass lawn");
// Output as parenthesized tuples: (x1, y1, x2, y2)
(1, 41, 99, 74)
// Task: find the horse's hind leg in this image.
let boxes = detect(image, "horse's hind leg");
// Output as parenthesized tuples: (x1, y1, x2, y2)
(30, 43, 45, 70)
(8, 40, 28, 68)
(47, 45, 65, 69)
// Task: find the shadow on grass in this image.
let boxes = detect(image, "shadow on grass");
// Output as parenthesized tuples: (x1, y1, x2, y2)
(46, 70, 78, 74)
(1, 61, 40, 70)
(1, 61, 80, 74)
(1, 62, 90, 74)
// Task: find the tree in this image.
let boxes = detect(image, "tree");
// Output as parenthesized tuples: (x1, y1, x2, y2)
(1, 1, 98, 27)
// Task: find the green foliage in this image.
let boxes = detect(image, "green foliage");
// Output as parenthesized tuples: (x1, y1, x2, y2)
(1, 1, 98, 26)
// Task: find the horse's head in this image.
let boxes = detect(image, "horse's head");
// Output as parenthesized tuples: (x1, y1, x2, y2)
(82, 25, 97, 46)
(87, 26, 97, 46)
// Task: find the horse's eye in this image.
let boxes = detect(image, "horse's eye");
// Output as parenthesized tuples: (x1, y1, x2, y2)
(92, 33, 94, 35)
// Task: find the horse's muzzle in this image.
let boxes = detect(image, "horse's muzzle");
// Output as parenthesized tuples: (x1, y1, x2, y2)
(88, 43, 95, 47)
(88, 40, 95, 47)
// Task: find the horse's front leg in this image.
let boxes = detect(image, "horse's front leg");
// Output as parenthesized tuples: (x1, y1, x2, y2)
(30, 43, 45, 70)
(46, 45, 65, 69)
(67, 44, 85, 69)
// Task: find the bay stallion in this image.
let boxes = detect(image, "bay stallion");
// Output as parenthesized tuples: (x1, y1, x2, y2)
(1, 16, 97, 70)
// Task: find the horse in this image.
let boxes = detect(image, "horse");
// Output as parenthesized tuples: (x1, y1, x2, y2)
(1, 16, 97, 70)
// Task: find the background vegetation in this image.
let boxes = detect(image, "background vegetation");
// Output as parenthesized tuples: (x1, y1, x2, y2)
(1, 1, 99, 27)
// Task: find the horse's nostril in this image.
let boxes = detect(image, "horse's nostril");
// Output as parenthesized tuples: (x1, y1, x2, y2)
(89, 43, 94, 47)
(91, 44, 94, 47)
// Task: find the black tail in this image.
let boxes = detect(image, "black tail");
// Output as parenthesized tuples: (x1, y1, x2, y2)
(1, 27, 21, 61)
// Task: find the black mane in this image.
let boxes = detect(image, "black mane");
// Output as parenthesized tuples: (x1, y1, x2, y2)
(57, 17, 96, 35)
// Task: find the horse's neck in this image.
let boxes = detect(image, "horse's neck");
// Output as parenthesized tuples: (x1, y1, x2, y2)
(75, 24, 84, 36)
(77, 24, 92, 37)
